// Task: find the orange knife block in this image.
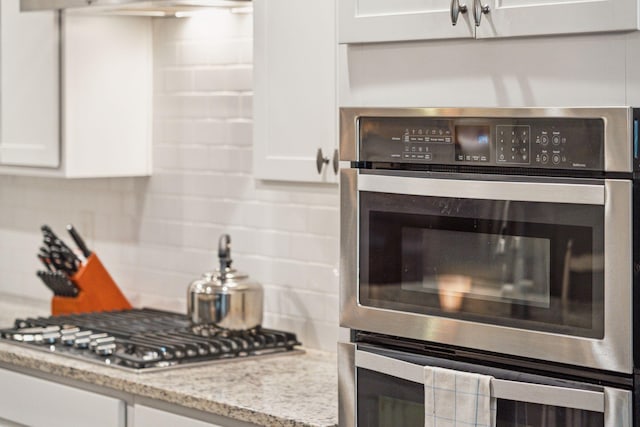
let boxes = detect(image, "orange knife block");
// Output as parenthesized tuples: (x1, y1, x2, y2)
(51, 253, 132, 315)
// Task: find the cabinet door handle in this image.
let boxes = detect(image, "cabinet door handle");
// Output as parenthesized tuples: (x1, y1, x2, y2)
(316, 148, 330, 174)
(473, 0, 490, 26)
(450, 0, 467, 26)
(332, 148, 339, 175)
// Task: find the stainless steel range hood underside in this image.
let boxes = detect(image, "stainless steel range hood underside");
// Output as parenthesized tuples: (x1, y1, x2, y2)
(21, 0, 251, 16)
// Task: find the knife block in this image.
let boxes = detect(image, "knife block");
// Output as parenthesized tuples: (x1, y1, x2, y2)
(51, 253, 132, 315)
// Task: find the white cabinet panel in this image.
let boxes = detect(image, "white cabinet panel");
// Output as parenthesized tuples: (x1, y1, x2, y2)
(338, 0, 473, 43)
(338, 33, 627, 108)
(0, 9, 151, 177)
(338, 0, 638, 44)
(476, 0, 638, 38)
(253, 0, 337, 183)
(134, 405, 223, 427)
(62, 14, 152, 178)
(0, 368, 125, 427)
(0, 0, 59, 168)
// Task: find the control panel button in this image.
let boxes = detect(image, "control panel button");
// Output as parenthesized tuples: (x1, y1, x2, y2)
(496, 125, 531, 164)
(552, 135, 561, 145)
(541, 154, 549, 164)
(540, 135, 549, 146)
(552, 154, 560, 164)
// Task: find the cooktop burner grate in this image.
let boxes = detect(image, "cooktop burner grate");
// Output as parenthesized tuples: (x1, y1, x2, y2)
(0, 308, 302, 372)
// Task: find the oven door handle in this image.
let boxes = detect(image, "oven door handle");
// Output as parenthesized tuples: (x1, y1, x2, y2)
(355, 350, 605, 412)
(358, 174, 606, 205)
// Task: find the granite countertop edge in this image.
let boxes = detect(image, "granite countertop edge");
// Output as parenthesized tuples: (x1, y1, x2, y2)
(0, 341, 337, 427)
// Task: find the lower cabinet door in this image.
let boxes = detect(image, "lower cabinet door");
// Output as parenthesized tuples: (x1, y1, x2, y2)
(134, 405, 224, 427)
(0, 368, 125, 427)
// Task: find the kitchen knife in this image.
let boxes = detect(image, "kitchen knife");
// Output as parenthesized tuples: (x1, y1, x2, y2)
(66, 225, 92, 258)
(37, 270, 79, 297)
(37, 270, 58, 295)
(37, 254, 53, 272)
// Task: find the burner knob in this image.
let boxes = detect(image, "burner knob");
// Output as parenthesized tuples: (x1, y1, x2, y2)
(88, 333, 111, 350)
(60, 327, 81, 346)
(95, 343, 117, 356)
(72, 330, 93, 349)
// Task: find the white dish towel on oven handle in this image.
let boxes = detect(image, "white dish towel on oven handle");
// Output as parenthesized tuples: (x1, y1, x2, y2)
(424, 366, 496, 427)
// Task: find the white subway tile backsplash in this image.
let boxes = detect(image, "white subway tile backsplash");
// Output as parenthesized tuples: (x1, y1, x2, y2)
(207, 94, 242, 118)
(181, 223, 225, 250)
(164, 68, 194, 92)
(181, 173, 230, 198)
(161, 119, 197, 144)
(290, 234, 338, 265)
(239, 93, 253, 118)
(178, 146, 211, 170)
(153, 145, 180, 169)
(0, 15, 339, 353)
(307, 207, 340, 237)
(226, 67, 253, 92)
(191, 120, 230, 145)
(155, 94, 210, 118)
(236, 39, 253, 64)
(228, 120, 252, 146)
(193, 67, 253, 92)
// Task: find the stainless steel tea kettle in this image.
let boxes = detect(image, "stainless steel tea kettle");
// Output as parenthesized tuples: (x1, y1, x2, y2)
(187, 234, 263, 330)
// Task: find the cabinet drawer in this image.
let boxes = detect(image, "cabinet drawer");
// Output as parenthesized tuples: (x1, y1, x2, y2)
(0, 368, 125, 427)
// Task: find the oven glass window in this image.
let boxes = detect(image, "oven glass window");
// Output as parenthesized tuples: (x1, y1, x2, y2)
(360, 191, 604, 338)
(357, 368, 424, 426)
(496, 400, 603, 426)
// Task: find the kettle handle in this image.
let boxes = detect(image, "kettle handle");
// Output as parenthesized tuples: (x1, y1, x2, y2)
(218, 234, 232, 279)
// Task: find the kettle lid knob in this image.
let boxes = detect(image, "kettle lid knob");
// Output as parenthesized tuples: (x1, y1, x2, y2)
(218, 234, 232, 279)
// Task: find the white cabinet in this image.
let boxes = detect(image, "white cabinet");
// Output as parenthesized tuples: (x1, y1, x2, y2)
(0, 3, 152, 178)
(132, 405, 260, 427)
(0, 368, 125, 427)
(338, 0, 473, 43)
(0, 0, 59, 167)
(60, 14, 152, 178)
(253, 0, 337, 183)
(338, 0, 638, 43)
(133, 405, 224, 427)
(476, 0, 637, 38)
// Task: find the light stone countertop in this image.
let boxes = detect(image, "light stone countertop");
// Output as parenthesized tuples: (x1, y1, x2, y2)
(0, 294, 338, 427)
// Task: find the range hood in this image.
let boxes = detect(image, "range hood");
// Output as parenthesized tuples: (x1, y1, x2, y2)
(21, 0, 251, 16)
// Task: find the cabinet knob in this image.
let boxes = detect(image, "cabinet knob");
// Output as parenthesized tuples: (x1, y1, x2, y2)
(316, 148, 330, 174)
(332, 148, 339, 175)
(450, 0, 468, 26)
(473, 0, 490, 27)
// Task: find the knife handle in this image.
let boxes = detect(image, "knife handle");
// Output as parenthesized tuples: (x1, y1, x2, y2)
(67, 225, 92, 258)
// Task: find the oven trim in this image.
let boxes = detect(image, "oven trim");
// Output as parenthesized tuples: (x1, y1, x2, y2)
(356, 349, 605, 412)
(339, 170, 633, 374)
(358, 173, 606, 204)
(339, 107, 633, 173)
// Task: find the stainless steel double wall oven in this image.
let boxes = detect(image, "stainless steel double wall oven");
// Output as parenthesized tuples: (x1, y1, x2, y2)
(339, 107, 640, 426)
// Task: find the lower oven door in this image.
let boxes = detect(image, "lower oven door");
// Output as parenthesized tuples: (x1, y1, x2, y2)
(338, 343, 632, 427)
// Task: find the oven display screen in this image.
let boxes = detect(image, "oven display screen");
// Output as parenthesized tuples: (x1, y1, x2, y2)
(455, 125, 490, 162)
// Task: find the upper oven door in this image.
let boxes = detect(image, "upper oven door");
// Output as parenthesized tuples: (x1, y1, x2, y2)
(340, 169, 632, 373)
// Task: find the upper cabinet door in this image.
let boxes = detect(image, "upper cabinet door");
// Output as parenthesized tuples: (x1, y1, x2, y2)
(338, 0, 474, 44)
(475, 0, 638, 38)
(253, 0, 338, 183)
(0, 0, 59, 167)
(338, 0, 638, 44)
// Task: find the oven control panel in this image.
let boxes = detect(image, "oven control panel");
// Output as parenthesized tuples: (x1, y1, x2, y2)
(359, 116, 605, 170)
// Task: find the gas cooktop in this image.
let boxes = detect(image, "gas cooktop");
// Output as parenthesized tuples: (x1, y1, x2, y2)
(0, 308, 302, 373)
